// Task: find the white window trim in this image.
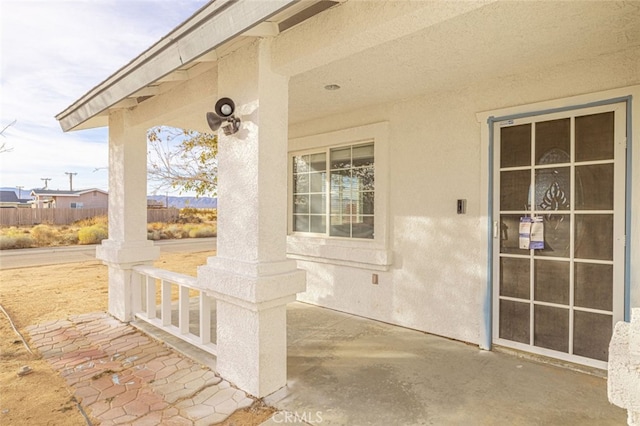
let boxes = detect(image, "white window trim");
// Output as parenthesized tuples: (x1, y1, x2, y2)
(287, 122, 392, 271)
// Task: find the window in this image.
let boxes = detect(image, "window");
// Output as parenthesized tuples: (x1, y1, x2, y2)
(287, 122, 391, 270)
(70, 202, 83, 209)
(292, 142, 374, 239)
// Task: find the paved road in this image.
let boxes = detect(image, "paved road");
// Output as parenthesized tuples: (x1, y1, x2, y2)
(0, 238, 216, 269)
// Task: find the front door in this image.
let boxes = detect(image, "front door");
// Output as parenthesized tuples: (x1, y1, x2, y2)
(493, 103, 626, 369)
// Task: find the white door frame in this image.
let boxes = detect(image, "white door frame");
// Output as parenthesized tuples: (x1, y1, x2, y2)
(476, 88, 637, 369)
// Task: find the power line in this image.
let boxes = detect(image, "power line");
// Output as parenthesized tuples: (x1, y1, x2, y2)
(65, 172, 78, 191)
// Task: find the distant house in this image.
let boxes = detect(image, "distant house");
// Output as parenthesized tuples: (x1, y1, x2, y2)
(0, 190, 31, 208)
(30, 189, 108, 209)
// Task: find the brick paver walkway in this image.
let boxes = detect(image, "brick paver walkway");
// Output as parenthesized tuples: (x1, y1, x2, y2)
(26, 312, 254, 425)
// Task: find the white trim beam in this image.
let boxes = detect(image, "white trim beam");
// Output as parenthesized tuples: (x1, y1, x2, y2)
(56, 0, 297, 132)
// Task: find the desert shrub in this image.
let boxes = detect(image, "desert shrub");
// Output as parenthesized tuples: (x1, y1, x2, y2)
(0, 235, 35, 250)
(73, 215, 108, 227)
(173, 214, 202, 224)
(180, 207, 199, 216)
(147, 230, 161, 241)
(147, 222, 164, 231)
(62, 233, 79, 245)
(165, 224, 188, 239)
(31, 224, 59, 246)
(78, 225, 108, 245)
(188, 225, 217, 238)
(181, 224, 198, 235)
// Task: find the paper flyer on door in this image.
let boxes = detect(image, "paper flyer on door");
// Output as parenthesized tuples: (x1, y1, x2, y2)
(519, 216, 544, 250)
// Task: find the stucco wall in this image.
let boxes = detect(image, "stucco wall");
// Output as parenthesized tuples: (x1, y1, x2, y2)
(288, 48, 640, 345)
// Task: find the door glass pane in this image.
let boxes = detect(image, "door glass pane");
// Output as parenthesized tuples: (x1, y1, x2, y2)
(573, 311, 612, 361)
(575, 112, 614, 162)
(534, 305, 569, 353)
(535, 214, 570, 258)
(534, 260, 569, 304)
(501, 170, 530, 211)
(535, 167, 570, 211)
(500, 215, 529, 255)
(575, 214, 613, 260)
(574, 263, 613, 311)
(500, 258, 530, 299)
(501, 124, 531, 168)
(575, 164, 613, 210)
(535, 119, 570, 165)
(499, 300, 529, 344)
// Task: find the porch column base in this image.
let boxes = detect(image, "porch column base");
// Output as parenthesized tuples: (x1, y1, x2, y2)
(608, 308, 640, 426)
(97, 240, 160, 322)
(198, 257, 306, 397)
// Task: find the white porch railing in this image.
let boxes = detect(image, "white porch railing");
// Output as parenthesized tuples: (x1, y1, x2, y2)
(131, 265, 216, 355)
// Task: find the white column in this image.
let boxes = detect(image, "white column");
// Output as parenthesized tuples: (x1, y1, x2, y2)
(609, 308, 640, 425)
(198, 39, 305, 397)
(97, 109, 160, 322)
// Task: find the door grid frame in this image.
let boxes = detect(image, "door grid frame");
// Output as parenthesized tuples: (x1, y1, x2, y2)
(484, 95, 633, 366)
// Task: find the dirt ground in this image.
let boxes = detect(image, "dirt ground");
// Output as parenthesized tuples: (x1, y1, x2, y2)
(0, 250, 274, 425)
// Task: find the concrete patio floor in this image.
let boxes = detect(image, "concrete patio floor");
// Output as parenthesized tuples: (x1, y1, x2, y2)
(263, 303, 627, 425)
(142, 301, 626, 425)
(29, 303, 627, 425)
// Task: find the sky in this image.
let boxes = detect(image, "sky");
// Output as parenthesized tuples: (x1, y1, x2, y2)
(0, 0, 209, 195)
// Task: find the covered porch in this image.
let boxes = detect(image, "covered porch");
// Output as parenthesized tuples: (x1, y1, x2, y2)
(54, 0, 640, 417)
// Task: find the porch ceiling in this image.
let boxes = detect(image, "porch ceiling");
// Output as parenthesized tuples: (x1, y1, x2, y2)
(57, 1, 639, 132)
(288, 1, 640, 124)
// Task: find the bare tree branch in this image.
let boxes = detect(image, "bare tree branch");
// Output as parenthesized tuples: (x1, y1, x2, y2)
(147, 126, 218, 196)
(0, 119, 17, 153)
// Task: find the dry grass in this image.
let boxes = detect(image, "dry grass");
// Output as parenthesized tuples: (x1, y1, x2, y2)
(0, 210, 217, 249)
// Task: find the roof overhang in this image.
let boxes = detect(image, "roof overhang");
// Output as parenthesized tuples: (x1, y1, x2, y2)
(56, 0, 339, 132)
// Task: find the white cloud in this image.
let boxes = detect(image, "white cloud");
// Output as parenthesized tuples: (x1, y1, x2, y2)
(0, 0, 209, 192)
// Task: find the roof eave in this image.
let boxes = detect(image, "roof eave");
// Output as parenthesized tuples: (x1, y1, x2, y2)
(55, 0, 298, 132)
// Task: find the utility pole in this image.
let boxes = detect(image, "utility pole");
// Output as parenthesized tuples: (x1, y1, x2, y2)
(16, 185, 24, 198)
(65, 172, 78, 191)
(41, 178, 51, 189)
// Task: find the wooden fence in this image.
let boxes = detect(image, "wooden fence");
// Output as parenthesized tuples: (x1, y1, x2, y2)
(0, 208, 180, 227)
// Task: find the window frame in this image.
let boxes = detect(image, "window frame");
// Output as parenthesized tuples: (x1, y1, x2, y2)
(287, 122, 392, 270)
(292, 140, 375, 239)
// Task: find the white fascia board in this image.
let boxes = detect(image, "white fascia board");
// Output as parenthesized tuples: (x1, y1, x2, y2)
(56, 0, 297, 132)
(77, 188, 109, 195)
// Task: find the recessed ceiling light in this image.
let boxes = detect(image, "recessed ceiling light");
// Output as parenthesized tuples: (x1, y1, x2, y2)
(324, 84, 341, 91)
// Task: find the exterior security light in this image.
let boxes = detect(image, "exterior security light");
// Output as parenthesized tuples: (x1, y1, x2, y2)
(206, 97, 241, 135)
(215, 98, 235, 117)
